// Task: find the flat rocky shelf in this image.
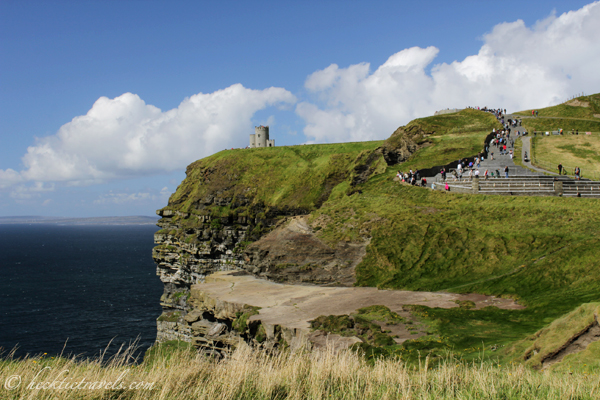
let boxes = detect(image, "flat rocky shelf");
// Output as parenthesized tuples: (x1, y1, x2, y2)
(187, 271, 524, 350)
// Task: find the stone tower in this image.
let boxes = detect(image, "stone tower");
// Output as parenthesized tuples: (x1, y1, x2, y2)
(249, 126, 274, 148)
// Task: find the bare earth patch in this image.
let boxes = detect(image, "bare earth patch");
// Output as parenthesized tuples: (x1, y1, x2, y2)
(566, 99, 589, 107)
(193, 271, 523, 347)
(244, 216, 369, 286)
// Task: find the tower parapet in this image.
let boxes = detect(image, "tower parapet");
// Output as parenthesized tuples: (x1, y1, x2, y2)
(249, 125, 274, 148)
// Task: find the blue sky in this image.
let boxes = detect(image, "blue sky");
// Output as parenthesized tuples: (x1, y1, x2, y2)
(1, 0, 599, 217)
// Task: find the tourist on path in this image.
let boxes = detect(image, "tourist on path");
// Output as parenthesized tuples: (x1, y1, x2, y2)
(504, 166, 509, 178)
(558, 164, 563, 175)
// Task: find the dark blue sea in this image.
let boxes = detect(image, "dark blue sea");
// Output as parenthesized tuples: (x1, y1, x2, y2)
(0, 224, 163, 360)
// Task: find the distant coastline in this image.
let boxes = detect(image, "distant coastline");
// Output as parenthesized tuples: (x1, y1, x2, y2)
(0, 215, 159, 225)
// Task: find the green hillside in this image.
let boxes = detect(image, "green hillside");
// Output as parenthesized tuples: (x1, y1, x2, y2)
(515, 93, 600, 119)
(165, 140, 385, 231)
(382, 108, 501, 169)
(311, 168, 600, 363)
(512, 93, 600, 179)
(164, 107, 600, 367)
(514, 93, 600, 133)
(530, 135, 600, 179)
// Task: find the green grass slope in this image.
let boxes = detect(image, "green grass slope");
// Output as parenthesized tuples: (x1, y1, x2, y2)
(514, 93, 600, 133)
(383, 108, 502, 170)
(311, 170, 600, 362)
(515, 93, 600, 119)
(504, 302, 600, 372)
(165, 141, 385, 217)
(306, 108, 600, 364)
(530, 134, 600, 179)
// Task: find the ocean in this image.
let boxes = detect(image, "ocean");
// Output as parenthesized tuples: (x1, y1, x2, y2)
(0, 224, 163, 360)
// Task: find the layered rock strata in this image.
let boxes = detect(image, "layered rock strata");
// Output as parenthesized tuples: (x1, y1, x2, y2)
(152, 205, 308, 344)
(244, 216, 369, 286)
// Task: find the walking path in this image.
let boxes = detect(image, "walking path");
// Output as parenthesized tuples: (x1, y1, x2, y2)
(418, 112, 600, 198)
(429, 114, 541, 182)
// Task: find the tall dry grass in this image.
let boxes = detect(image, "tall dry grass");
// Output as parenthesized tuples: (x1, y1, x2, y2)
(1, 343, 599, 399)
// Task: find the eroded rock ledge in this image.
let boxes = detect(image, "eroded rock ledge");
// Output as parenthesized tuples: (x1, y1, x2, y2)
(153, 207, 371, 345)
(158, 271, 522, 356)
(244, 216, 369, 286)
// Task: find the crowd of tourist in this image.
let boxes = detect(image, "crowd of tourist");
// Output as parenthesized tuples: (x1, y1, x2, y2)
(396, 169, 428, 187)
(396, 106, 590, 190)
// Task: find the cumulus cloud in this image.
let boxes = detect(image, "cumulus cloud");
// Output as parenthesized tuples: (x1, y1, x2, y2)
(0, 84, 295, 187)
(2, 2, 599, 194)
(0, 169, 22, 189)
(297, 1, 600, 143)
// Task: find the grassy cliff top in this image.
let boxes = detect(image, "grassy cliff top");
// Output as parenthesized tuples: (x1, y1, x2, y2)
(515, 93, 600, 119)
(164, 108, 501, 217)
(383, 108, 502, 169)
(165, 141, 385, 216)
(514, 93, 600, 133)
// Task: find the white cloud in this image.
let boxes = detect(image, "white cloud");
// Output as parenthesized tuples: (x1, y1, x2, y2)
(94, 186, 172, 205)
(297, 1, 600, 143)
(0, 169, 22, 189)
(0, 84, 296, 187)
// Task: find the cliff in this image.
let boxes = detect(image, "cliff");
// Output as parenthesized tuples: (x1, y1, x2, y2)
(152, 140, 388, 351)
(152, 108, 600, 365)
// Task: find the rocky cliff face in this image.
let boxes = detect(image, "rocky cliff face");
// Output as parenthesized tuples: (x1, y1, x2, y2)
(152, 208, 354, 351)
(152, 209, 249, 344)
(381, 124, 431, 166)
(243, 216, 369, 286)
(152, 197, 318, 347)
(150, 138, 400, 355)
(151, 142, 390, 353)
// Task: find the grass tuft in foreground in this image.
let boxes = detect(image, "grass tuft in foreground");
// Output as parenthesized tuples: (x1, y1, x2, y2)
(2, 343, 600, 399)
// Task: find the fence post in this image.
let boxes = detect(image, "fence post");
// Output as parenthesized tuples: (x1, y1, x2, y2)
(472, 176, 480, 194)
(554, 179, 563, 196)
